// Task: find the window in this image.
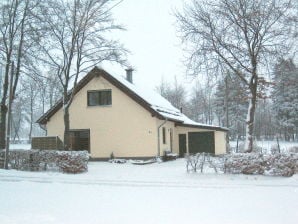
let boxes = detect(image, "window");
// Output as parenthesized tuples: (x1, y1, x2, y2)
(162, 127, 166, 144)
(87, 90, 112, 106)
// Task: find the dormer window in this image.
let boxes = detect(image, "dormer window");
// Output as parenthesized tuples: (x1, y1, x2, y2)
(87, 90, 112, 106)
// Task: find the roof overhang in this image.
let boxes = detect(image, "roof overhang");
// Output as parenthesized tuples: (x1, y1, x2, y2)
(175, 122, 229, 132)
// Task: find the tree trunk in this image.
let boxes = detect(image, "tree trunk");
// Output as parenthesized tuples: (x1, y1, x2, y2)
(63, 103, 70, 150)
(0, 105, 7, 149)
(28, 98, 33, 143)
(0, 58, 11, 149)
(244, 76, 258, 152)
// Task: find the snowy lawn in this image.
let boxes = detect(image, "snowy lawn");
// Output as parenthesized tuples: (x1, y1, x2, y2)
(0, 159, 298, 224)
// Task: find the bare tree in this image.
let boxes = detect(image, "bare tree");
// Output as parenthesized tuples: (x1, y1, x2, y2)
(37, 0, 126, 149)
(11, 95, 24, 142)
(0, 0, 40, 148)
(23, 79, 39, 142)
(176, 0, 295, 152)
(188, 78, 216, 125)
(156, 76, 190, 115)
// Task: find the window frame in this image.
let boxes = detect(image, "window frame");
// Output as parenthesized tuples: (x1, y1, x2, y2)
(162, 127, 166, 144)
(87, 89, 112, 106)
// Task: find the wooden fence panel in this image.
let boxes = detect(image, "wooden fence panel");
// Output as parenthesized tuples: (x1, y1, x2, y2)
(32, 136, 63, 150)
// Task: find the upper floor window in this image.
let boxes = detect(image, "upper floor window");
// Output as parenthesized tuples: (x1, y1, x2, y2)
(87, 90, 112, 106)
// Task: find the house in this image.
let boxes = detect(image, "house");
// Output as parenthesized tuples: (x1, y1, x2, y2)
(37, 67, 228, 159)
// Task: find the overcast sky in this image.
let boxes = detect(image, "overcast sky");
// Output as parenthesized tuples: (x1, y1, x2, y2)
(103, 0, 192, 90)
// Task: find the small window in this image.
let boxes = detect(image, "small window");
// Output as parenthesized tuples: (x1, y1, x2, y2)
(162, 127, 166, 144)
(87, 90, 112, 106)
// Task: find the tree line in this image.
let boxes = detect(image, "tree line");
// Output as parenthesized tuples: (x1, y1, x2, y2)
(175, 0, 297, 151)
(157, 58, 298, 143)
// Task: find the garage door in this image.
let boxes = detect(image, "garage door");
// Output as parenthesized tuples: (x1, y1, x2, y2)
(188, 132, 215, 154)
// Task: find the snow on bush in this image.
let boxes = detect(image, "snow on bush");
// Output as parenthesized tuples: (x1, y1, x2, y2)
(56, 151, 89, 173)
(0, 149, 89, 174)
(185, 152, 298, 177)
(224, 153, 298, 177)
(0, 149, 41, 171)
(270, 144, 281, 154)
(288, 146, 298, 153)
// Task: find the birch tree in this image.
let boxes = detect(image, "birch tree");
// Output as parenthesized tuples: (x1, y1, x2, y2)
(37, 0, 126, 149)
(176, 0, 295, 152)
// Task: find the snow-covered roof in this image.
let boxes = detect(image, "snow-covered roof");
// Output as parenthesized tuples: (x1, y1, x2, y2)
(37, 67, 228, 132)
(98, 67, 227, 131)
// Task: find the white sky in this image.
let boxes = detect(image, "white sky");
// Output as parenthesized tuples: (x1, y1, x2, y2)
(103, 0, 193, 90)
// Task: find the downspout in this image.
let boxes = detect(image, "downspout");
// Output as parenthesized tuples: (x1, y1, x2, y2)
(157, 118, 168, 157)
(38, 123, 47, 135)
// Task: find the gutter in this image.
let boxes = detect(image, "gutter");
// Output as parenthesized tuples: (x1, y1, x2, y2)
(157, 118, 168, 157)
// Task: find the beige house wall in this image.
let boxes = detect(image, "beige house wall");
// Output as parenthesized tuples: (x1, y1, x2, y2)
(47, 76, 159, 158)
(156, 120, 176, 156)
(46, 75, 227, 158)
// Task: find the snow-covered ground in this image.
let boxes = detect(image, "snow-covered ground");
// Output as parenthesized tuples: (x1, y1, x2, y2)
(1, 159, 298, 224)
(9, 144, 31, 150)
(230, 140, 298, 152)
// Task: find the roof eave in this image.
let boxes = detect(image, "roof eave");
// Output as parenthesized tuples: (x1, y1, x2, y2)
(175, 122, 229, 132)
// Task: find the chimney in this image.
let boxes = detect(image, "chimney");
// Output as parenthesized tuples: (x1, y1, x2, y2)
(125, 68, 133, 83)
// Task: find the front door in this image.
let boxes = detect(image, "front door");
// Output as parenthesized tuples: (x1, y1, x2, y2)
(69, 129, 90, 152)
(179, 134, 187, 157)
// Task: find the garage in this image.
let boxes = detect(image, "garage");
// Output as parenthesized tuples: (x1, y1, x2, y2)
(188, 132, 215, 154)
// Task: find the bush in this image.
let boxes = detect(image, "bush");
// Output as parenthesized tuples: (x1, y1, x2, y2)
(186, 153, 221, 173)
(224, 153, 298, 177)
(288, 146, 298, 153)
(270, 144, 280, 154)
(0, 149, 89, 174)
(56, 151, 89, 173)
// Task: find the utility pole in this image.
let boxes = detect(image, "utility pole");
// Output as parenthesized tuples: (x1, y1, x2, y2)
(4, 62, 14, 169)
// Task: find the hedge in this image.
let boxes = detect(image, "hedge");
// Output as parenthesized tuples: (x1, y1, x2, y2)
(224, 153, 298, 177)
(0, 149, 89, 174)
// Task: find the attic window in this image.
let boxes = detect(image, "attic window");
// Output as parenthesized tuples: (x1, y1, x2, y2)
(87, 90, 112, 106)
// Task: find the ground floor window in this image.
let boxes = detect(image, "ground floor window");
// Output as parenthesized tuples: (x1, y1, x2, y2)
(162, 127, 166, 144)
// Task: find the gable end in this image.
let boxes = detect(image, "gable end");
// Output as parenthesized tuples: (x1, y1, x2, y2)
(36, 67, 164, 124)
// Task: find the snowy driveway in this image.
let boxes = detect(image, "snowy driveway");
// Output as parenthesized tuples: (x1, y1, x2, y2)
(0, 159, 298, 224)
